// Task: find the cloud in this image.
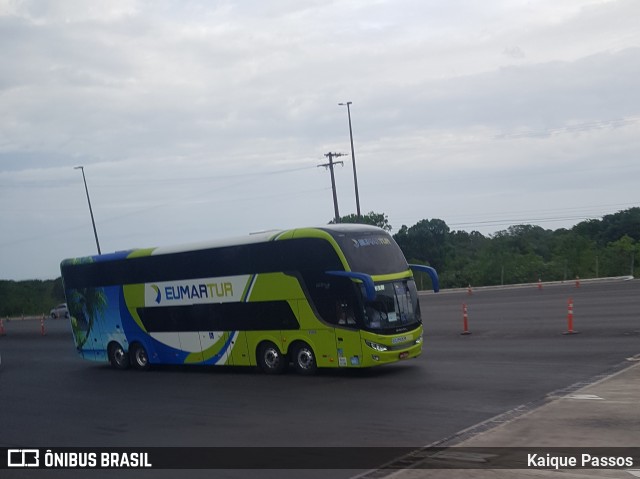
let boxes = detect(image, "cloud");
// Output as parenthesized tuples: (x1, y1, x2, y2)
(1, 0, 639, 279)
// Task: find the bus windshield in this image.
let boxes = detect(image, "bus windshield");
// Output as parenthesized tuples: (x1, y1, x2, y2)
(362, 280, 421, 333)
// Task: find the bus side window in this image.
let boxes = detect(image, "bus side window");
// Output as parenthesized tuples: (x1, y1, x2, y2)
(304, 274, 362, 326)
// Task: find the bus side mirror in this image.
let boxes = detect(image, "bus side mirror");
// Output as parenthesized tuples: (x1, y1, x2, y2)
(325, 271, 377, 301)
(409, 264, 440, 293)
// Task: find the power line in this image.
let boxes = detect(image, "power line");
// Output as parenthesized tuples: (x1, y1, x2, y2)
(390, 201, 640, 234)
(494, 117, 640, 140)
(0, 165, 318, 189)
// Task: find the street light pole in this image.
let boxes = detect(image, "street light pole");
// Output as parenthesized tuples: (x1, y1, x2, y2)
(338, 101, 361, 219)
(74, 166, 101, 255)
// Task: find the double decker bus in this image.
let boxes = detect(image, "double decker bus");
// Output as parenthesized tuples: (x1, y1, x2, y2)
(60, 224, 439, 375)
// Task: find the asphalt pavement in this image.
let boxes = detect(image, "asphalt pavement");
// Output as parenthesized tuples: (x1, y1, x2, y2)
(2, 278, 639, 479)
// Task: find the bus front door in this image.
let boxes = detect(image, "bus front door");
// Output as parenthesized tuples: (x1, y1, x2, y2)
(335, 328, 363, 368)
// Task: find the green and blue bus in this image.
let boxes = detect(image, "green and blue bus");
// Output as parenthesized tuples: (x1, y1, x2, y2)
(60, 224, 438, 375)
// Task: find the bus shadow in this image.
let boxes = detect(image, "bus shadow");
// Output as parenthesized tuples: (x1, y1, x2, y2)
(109, 361, 421, 379)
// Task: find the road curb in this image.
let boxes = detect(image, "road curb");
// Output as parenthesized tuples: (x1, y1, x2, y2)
(419, 276, 635, 296)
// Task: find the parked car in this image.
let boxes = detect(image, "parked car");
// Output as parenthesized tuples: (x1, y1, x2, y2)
(50, 303, 69, 319)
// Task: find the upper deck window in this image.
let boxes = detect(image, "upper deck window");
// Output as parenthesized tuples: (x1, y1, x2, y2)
(327, 229, 408, 275)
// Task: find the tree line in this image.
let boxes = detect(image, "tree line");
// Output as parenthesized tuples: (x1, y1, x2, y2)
(2, 207, 638, 315)
(0, 278, 66, 317)
(341, 207, 640, 289)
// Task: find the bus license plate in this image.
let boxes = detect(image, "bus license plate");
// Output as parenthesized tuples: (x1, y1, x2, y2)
(399, 351, 409, 360)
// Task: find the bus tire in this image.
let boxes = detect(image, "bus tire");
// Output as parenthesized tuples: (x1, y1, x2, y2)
(108, 342, 129, 370)
(257, 342, 287, 374)
(129, 343, 150, 371)
(291, 342, 317, 375)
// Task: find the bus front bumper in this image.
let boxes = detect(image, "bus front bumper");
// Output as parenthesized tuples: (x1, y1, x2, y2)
(361, 338, 422, 367)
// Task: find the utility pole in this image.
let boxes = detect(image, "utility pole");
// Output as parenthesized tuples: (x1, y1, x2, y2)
(318, 152, 346, 223)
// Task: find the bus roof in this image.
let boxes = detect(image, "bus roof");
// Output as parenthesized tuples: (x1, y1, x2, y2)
(153, 224, 386, 255)
(63, 224, 389, 263)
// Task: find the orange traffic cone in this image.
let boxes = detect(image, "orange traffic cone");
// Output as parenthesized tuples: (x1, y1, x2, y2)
(461, 303, 471, 335)
(563, 298, 579, 335)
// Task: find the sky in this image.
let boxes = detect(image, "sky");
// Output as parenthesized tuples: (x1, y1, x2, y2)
(1, 0, 639, 280)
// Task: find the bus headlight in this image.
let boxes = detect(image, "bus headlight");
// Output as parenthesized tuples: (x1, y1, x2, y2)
(365, 340, 388, 352)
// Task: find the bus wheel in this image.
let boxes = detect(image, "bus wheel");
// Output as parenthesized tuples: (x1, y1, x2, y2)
(130, 343, 150, 371)
(257, 342, 287, 374)
(291, 342, 317, 375)
(108, 342, 129, 370)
